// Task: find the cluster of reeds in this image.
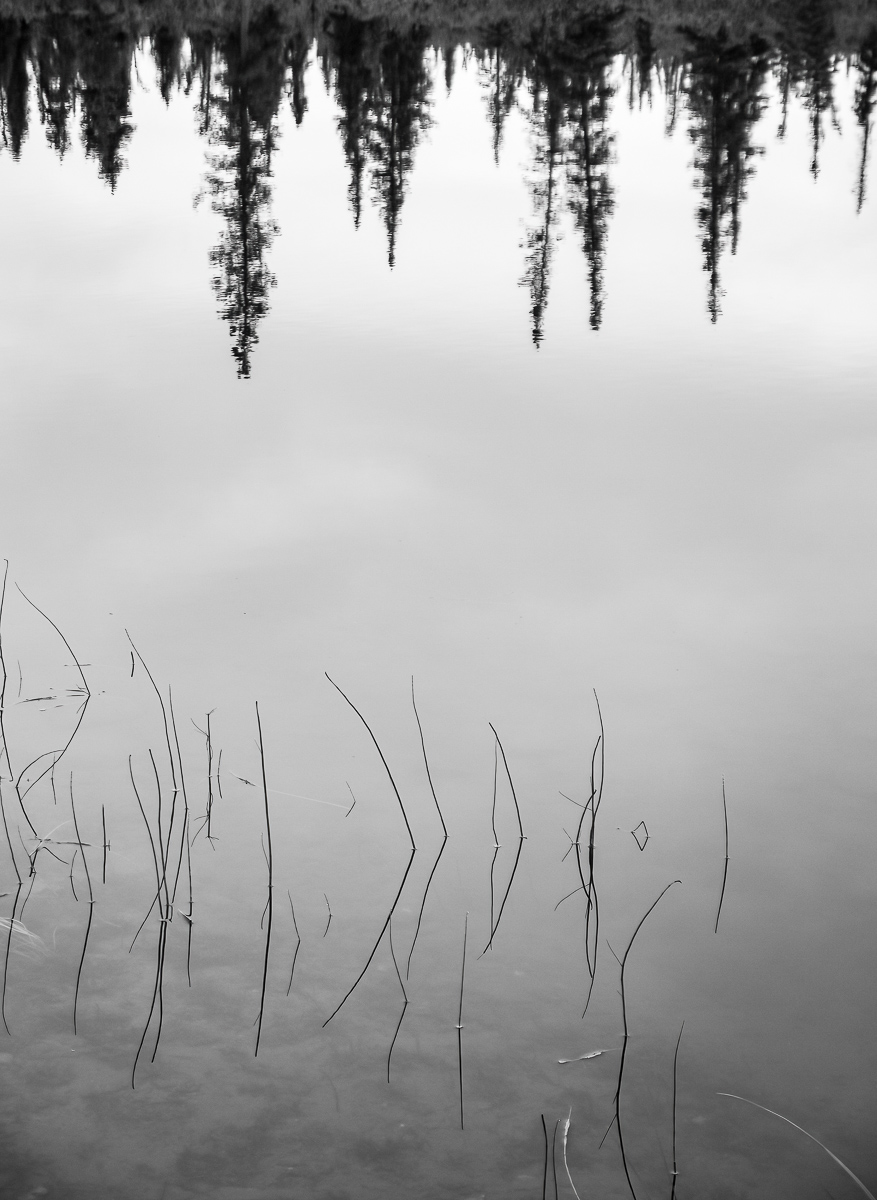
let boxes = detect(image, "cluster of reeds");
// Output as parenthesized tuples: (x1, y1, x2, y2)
(0, 569, 872, 1199)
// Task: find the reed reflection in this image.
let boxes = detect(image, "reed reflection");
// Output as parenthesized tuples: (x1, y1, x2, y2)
(0, 2, 874, 373)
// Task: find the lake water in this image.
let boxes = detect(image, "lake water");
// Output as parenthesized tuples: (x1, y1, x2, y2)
(1, 3, 876, 1198)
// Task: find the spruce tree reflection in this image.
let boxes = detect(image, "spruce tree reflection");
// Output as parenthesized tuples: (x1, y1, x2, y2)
(326, 16, 432, 265)
(0, 17, 29, 158)
(204, 8, 286, 377)
(853, 29, 877, 211)
(628, 15, 655, 111)
(776, 0, 837, 177)
(367, 24, 433, 267)
(519, 34, 566, 347)
(153, 24, 185, 106)
(478, 23, 524, 164)
(324, 11, 376, 229)
(683, 28, 770, 322)
(564, 11, 619, 331)
(77, 16, 136, 188)
(33, 16, 77, 156)
(284, 27, 309, 127)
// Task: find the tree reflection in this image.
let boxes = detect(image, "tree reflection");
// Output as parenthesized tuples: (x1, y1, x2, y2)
(0, 0, 874, 362)
(77, 16, 136, 188)
(325, 15, 432, 266)
(776, 0, 837, 177)
(519, 11, 618, 343)
(203, 8, 286, 377)
(682, 28, 770, 321)
(854, 29, 877, 211)
(0, 17, 30, 158)
(564, 11, 619, 332)
(519, 37, 566, 347)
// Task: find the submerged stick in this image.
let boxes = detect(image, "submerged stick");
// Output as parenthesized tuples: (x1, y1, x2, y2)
(286, 891, 300, 996)
(613, 880, 682, 1200)
(0, 563, 23, 883)
(456, 911, 468, 1130)
(717, 1094, 876, 1200)
(405, 833, 448, 980)
(323, 848, 416, 1027)
(386, 918, 409, 1082)
(541, 1115, 549, 1200)
(479, 834, 524, 957)
(69, 775, 94, 1036)
(254, 702, 273, 1057)
(326, 674, 415, 849)
(552, 1120, 559, 1200)
(715, 779, 730, 932)
(671, 1022, 684, 1200)
(15, 585, 91, 821)
(101, 805, 108, 885)
(1, 882, 23, 1034)
(167, 691, 193, 985)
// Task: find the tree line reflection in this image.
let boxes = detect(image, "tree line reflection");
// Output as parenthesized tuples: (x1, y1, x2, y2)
(1, 1, 875, 374)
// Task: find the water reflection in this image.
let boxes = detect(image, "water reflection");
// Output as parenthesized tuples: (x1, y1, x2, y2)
(1, 1, 875, 371)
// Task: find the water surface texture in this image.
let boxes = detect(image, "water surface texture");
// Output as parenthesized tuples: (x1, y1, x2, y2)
(1, 1, 876, 1197)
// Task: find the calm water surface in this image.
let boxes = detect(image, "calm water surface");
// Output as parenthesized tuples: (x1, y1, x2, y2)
(1, 4, 876, 1197)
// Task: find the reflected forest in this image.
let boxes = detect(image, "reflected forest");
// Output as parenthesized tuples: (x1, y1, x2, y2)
(2, 0, 876, 373)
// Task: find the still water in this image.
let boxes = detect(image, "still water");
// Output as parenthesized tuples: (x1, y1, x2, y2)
(1, 3, 876, 1197)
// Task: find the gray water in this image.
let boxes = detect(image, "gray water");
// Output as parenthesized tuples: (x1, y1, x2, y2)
(1, 7, 876, 1198)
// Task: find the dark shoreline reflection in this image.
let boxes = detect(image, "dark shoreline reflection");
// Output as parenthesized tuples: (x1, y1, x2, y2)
(1, 0, 875, 373)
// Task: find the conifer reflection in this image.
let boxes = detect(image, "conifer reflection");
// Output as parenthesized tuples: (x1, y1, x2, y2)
(519, 37, 565, 347)
(77, 16, 136, 188)
(776, 0, 837, 177)
(682, 29, 770, 321)
(203, 8, 286, 377)
(325, 15, 432, 265)
(0, 17, 29, 157)
(478, 23, 523, 163)
(854, 29, 877, 211)
(520, 11, 618, 342)
(564, 11, 618, 332)
(33, 16, 77, 156)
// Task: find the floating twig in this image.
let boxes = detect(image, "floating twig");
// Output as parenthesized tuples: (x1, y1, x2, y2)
(717, 1094, 876, 1200)
(558, 1048, 614, 1064)
(631, 821, 649, 852)
(344, 783, 356, 817)
(561, 1109, 582, 1200)
(322, 893, 332, 938)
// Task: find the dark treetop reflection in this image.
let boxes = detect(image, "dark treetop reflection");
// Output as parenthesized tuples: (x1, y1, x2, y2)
(1, 0, 875, 372)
